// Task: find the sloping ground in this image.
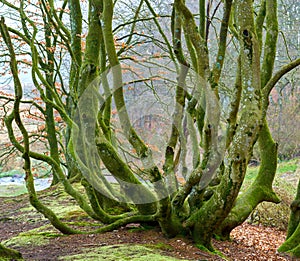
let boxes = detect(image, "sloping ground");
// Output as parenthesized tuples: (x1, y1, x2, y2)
(0, 184, 293, 261)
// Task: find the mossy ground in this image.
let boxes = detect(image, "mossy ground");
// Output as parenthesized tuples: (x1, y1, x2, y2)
(0, 183, 210, 260)
(59, 244, 186, 261)
(3, 225, 61, 248)
(0, 159, 298, 260)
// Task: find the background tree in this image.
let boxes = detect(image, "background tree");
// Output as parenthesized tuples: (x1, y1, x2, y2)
(0, 0, 299, 257)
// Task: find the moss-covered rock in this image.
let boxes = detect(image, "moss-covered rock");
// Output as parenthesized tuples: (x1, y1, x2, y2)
(248, 186, 294, 230)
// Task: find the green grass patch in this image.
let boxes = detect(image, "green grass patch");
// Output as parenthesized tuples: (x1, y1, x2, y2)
(245, 166, 258, 180)
(0, 184, 27, 197)
(277, 158, 299, 175)
(242, 158, 299, 190)
(0, 170, 23, 178)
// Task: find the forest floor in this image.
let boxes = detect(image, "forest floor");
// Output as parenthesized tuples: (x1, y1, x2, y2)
(0, 184, 296, 261)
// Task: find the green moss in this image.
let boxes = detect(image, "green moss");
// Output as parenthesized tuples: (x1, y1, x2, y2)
(288, 245, 300, 258)
(63, 210, 88, 220)
(59, 244, 186, 260)
(106, 206, 128, 215)
(4, 234, 48, 247)
(19, 199, 86, 220)
(213, 249, 228, 260)
(248, 183, 295, 230)
(195, 244, 227, 260)
(143, 242, 173, 251)
(196, 244, 211, 252)
(66, 221, 101, 227)
(249, 201, 289, 230)
(3, 225, 61, 248)
(127, 227, 147, 233)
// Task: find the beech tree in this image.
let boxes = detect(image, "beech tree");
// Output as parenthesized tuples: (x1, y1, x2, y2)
(0, 0, 300, 257)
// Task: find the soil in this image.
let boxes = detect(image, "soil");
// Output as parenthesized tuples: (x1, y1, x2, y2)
(0, 189, 295, 261)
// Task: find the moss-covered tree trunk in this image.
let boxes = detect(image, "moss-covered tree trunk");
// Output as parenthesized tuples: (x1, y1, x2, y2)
(217, 0, 280, 238)
(70, 0, 103, 164)
(217, 120, 280, 239)
(66, 0, 83, 181)
(44, 13, 61, 185)
(170, 0, 262, 250)
(195, 0, 262, 249)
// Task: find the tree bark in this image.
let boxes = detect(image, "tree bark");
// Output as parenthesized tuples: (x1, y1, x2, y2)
(186, 0, 262, 249)
(218, 0, 280, 240)
(217, 121, 280, 239)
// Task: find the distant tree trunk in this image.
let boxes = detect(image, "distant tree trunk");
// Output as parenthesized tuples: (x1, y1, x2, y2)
(0, 243, 23, 260)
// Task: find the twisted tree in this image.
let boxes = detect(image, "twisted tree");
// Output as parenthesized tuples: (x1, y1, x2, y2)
(0, 0, 299, 257)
